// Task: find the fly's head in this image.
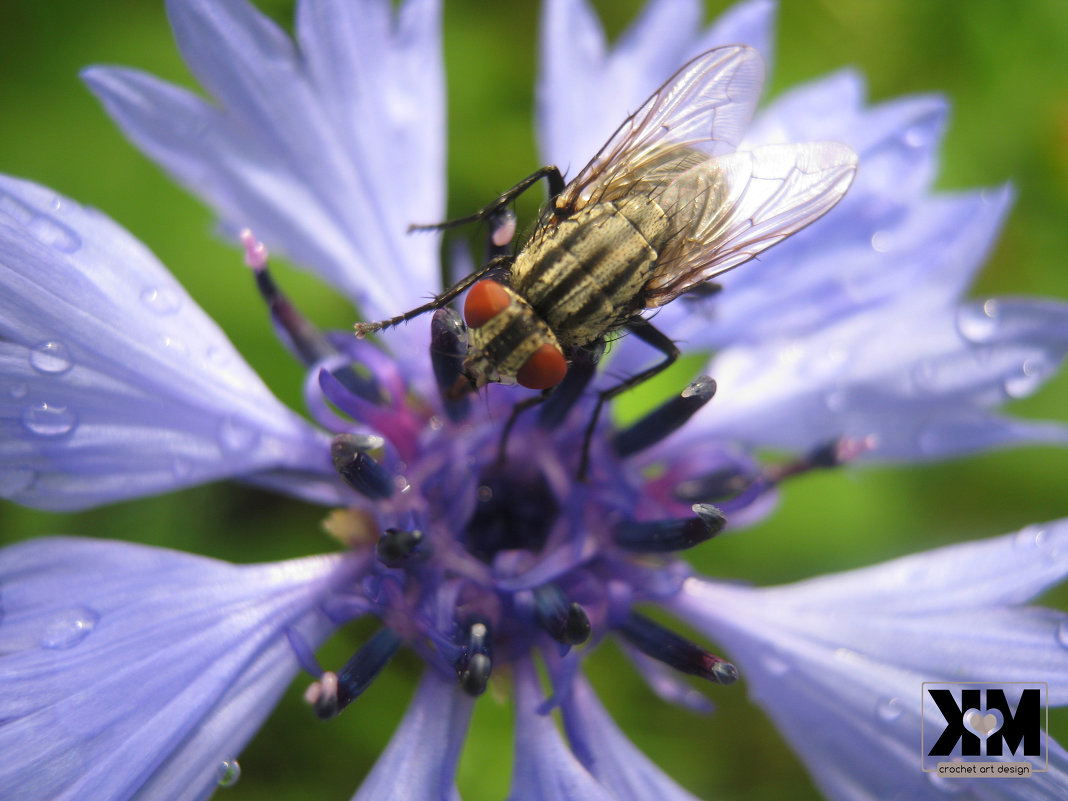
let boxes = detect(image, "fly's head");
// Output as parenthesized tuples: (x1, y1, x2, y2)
(462, 280, 567, 390)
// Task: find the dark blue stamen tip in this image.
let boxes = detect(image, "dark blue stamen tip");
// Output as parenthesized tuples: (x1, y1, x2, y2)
(376, 528, 425, 566)
(612, 376, 716, 457)
(533, 585, 591, 645)
(331, 435, 394, 499)
(617, 611, 737, 685)
(312, 628, 402, 719)
(430, 308, 472, 421)
(613, 503, 726, 552)
(456, 621, 493, 696)
(538, 340, 605, 430)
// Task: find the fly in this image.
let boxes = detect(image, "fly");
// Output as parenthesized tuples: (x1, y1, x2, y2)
(355, 45, 858, 474)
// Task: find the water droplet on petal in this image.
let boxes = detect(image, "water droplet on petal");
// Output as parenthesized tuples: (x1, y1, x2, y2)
(29, 341, 73, 374)
(160, 335, 188, 357)
(904, 122, 932, 149)
(870, 230, 893, 252)
(876, 696, 903, 722)
(759, 653, 791, 676)
(206, 346, 231, 367)
(1014, 525, 1049, 550)
(823, 389, 848, 412)
(0, 467, 36, 495)
(218, 416, 260, 452)
(1004, 359, 1047, 399)
(171, 458, 193, 479)
(216, 759, 241, 788)
(21, 402, 77, 437)
(140, 286, 182, 315)
(956, 301, 999, 343)
(40, 607, 99, 649)
(9, 383, 28, 399)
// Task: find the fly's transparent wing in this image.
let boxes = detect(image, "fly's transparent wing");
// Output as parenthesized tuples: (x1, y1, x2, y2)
(556, 45, 764, 212)
(643, 141, 858, 305)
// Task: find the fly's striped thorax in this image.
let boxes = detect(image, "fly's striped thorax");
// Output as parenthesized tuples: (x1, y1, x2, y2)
(512, 194, 672, 347)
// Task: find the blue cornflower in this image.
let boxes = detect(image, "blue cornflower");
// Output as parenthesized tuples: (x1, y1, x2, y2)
(2, 1, 1067, 801)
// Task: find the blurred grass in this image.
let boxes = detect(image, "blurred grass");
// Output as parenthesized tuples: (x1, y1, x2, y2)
(1, 2, 1066, 800)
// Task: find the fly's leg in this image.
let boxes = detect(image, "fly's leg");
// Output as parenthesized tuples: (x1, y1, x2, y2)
(355, 254, 514, 335)
(496, 391, 553, 463)
(409, 166, 566, 235)
(578, 319, 680, 481)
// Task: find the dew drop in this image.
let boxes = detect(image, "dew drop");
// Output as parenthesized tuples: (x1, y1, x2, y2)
(904, 123, 931, 149)
(160, 335, 189, 356)
(477, 485, 493, 503)
(1013, 525, 1049, 550)
(40, 607, 99, 649)
(1056, 621, 1068, 649)
(956, 301, 999, 343)
(171, 458, 193, 479)
(218, 416, 260, 452)
(140, 286, 182, 315)
(870, 230, 894, 252)
(759, 653, 791, 676)
(21, 402, 77, 437)
(9, 382, 28, 399)
(216, 759, 241, 788)
(823, 389, 848, 412)
(29, 341, 74, 374)
(876, 696, 903, 722)
(1003, 359, 1046, 399)
(206, 346, 231, 367)
(0, 467, 36, 495)
(429, 415, 443, 431)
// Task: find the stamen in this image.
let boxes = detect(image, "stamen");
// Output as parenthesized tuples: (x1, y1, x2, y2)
(242, 229, 334, 366)
(331, 434, 394, 499)
(455, 621, 493, 696)
(430, 308, 472, 421)
(533, 584, 591, 646)
(617, 611, 737, 685)
(487, 207, 517, 257)
(612, 376, 716, 457)
(537, 341, 605, 430)
(306, 628, 402, 719)
(764, 436, 876, 483)
(376, 528, 425, 567)
(674, 469, 756, 504)
(613, 503, 726, 552)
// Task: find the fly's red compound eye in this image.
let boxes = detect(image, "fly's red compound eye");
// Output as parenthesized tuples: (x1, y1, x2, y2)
(517, 344, 567, 390)
(464, 280, 511, 329)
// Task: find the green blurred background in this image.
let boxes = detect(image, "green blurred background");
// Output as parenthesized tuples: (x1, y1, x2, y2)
(1, 1, 1067, 799)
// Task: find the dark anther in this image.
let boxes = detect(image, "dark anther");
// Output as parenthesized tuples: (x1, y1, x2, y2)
(376, 528, 425, 566)
(430, 308, 472, 421)
(613, 503, 726, 552)
(309, 628, 402, 719)
(331, 434, 394, 499)
(533, 584, 591, 646)
(250, 247, 334, 366)
(617, 611, 737, 685)
(612, 376, 716, 458)
(537, 340, 605, 430)
(456, 621, 493, 696)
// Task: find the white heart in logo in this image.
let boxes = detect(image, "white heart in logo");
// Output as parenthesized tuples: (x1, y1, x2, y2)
(964, 708, 1001, 738)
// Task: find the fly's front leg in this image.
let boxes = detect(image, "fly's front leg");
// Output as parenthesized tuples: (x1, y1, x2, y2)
(355, 254, 514, 335)
(408, 166, 565, 235)
(577, 319, 680, 481)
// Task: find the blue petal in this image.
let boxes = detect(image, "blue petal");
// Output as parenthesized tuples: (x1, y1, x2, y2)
(537, 0, 773, 181)
(0, 537, 358, 801)
(0, 175, 344, 510)
(559, 674, 703, 801)
(509, 659, 615, 801)
(84, 0, 445, 335)
(350, 670, 473, 801)
(665, 519, 1068, 801)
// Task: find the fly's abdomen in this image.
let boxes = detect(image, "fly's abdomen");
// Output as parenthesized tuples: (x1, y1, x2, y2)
(514, 196, 671, 347)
